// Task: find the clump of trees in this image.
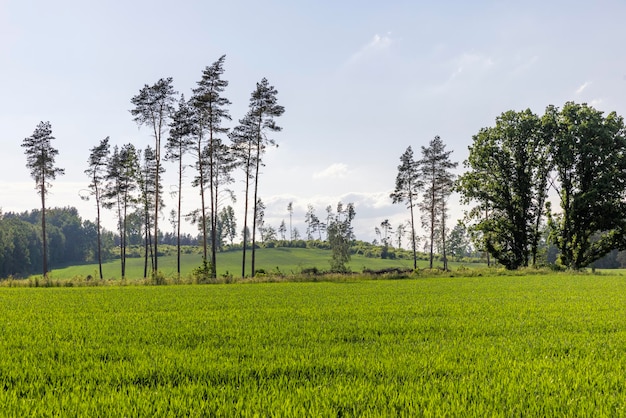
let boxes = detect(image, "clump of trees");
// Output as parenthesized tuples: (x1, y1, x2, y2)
(15, 56, 285, 281)
(457, 102, 626, 270)
(391, 136, 458, 270)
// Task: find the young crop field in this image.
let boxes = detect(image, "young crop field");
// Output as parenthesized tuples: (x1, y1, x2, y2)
(1, 273, 625, 415)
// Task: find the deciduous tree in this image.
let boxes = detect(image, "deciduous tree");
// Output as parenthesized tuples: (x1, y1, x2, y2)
(327, 202, 356, 273)
(457, 109, 550, 269)
(545, 102, 626, 269)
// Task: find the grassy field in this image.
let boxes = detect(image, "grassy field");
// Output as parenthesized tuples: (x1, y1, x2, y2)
(48, 247, 481, 281)
(1, 273, 625, 415)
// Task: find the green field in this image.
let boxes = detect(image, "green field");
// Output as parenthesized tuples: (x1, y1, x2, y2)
(1, 273, 625, 415)
(48, 247, 479, 281)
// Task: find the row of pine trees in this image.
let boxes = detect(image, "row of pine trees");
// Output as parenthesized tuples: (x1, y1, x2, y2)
(21, 56, 284, 280)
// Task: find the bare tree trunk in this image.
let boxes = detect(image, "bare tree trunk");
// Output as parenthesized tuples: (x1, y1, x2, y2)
(95, 186, 103, 280)
(241, 171, 250, 278)
(209, 129, 217, 279)
(176, 152, 182, 277)
(251, 121, 262, 278)
(41, 182, 48, 279)
(409, 194, 417, 270)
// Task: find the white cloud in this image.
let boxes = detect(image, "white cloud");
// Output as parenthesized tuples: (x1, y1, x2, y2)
(313, 163, 350, 179)
(347, 32, 394, 65)
(450, 52, 495, 80)
(576, 81, 591, 95)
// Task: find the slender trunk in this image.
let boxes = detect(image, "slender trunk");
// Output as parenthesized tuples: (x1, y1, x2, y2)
(95, 181, 103, 280)
(117, 195, 123, 278)
(176, 145, 183, 276)
(214, 164, 220, 271)
(241, 145, 253, 278)
(143, 193, 150, 278)
(154, 159, 159, 275)
(429, 183, 435, 269)
(153, 120, 162, 276)
(41, 182, 47, 278)
(409, 191, 417, 270)
(251, 123, 262, 277)
(241, 171, 250, 277)
(209, 128, 217, 278)
(197, 130, 208, 262)
(122, 195, 127, 279)
(441, 199, 447, 271)
(485, 205, 491, 267)
(143, 214, 149, 279)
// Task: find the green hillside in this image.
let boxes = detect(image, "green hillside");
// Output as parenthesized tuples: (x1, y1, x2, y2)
(49, 247, 482, 281)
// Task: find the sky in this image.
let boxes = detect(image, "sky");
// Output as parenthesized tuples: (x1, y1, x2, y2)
(1, 0, 626, 245)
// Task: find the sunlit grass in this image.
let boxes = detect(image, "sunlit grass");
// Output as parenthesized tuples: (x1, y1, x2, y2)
(1, 273, 625, 415)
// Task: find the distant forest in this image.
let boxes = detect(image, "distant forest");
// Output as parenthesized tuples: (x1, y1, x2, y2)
(0, 207, 197, 278)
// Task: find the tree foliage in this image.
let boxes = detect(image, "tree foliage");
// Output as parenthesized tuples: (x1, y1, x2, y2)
(166, 94, 196, 277)
(84, 137, 110, 279)
(21, 121, 65, 277)
(130, 77, 177, 276)
(103, 144, 139, 278)
(545, 102, 626, 269)
(457, 109, 550, 270)
(191, 55, 232, 278)
(419, 136, 457, 269)
(390, 146, 421, 269)
(327, 202, 356, 273)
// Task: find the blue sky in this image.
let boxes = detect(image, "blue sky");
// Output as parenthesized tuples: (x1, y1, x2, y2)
(2, 0, 626, 244)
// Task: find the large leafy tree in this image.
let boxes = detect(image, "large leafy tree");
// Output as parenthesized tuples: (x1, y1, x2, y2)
(457, 109, 551, 269)
(84, 137, 110, 279)
(191, 55, 231, 278)
(419, 136, 457, 269)
(22, 121, 65, 278)
(545, 102, 626, 269)
(130, 77, 177, 276)
(390, 146, 422, 269)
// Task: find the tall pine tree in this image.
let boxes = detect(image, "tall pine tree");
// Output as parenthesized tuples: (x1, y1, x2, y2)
(84, 137, 110, 280)
(130, 77, 177, 277)
(390, 146, 422, 269)
(191, 55, 231, 279)
(22, 121, 65, 278)
(419, 136, 457, 269)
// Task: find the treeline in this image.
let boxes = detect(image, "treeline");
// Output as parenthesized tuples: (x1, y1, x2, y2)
(0, 207, 115, 278)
